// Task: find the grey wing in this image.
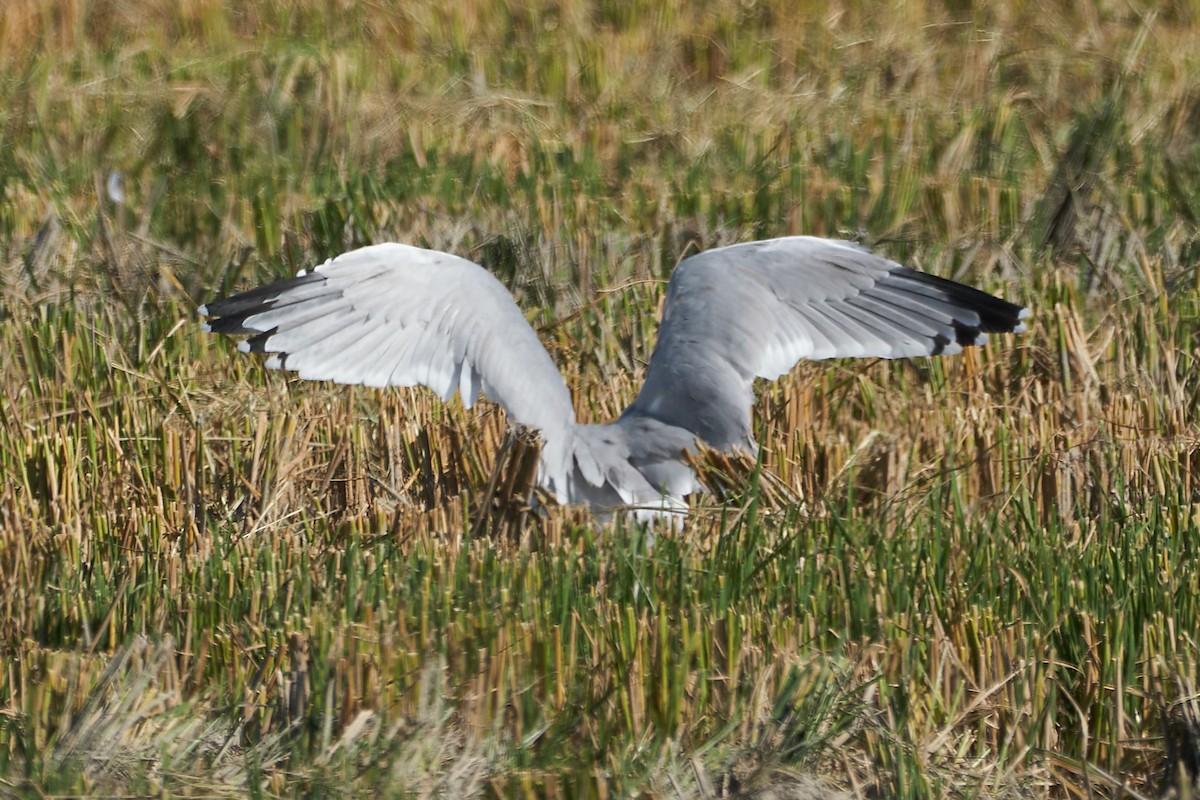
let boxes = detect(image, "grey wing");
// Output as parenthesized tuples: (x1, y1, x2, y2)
(621, 236, 1029, 451)
(200, 242, 578, 454)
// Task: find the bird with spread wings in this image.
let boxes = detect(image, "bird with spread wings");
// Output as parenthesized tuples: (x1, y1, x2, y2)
(201, 236, 1028, 519)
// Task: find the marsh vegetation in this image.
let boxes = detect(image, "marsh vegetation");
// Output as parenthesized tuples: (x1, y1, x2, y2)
(1, 1, 1198, 797)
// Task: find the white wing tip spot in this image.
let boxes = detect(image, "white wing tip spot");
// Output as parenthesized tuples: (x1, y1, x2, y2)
(1013, 307, 1031, 334)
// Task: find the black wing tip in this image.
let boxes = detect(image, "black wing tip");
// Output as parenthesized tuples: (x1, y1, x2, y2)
(241, 328, 282, 353)
(201, 316, 261, 336)
(894, 267, 1030, 339)
(200, 271, 327, 333)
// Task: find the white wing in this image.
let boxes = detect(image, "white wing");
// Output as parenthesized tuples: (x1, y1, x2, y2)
(201, 243, 578, 460)
(622, 236, 1029, 451)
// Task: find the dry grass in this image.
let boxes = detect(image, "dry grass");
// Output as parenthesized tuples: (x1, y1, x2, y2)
(2, 0, 1200, 797)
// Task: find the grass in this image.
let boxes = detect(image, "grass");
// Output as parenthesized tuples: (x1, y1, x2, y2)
(2, 0, 1200, 796)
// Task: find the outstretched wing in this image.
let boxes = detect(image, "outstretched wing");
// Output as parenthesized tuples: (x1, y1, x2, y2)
(200, 243, 577, 442)
(621, 236, 1029, 451)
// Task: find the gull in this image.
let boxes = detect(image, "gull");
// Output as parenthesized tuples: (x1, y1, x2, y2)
(200, 236, 1028, 519)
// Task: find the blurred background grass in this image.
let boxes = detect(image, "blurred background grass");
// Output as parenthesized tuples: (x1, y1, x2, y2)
(2, 0, 1200, 797)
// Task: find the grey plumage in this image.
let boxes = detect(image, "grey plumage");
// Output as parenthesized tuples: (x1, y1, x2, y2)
(201, 237, 1029, 519)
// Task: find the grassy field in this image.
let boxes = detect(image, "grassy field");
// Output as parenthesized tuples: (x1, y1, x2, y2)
(2, 0, 1200, 797)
